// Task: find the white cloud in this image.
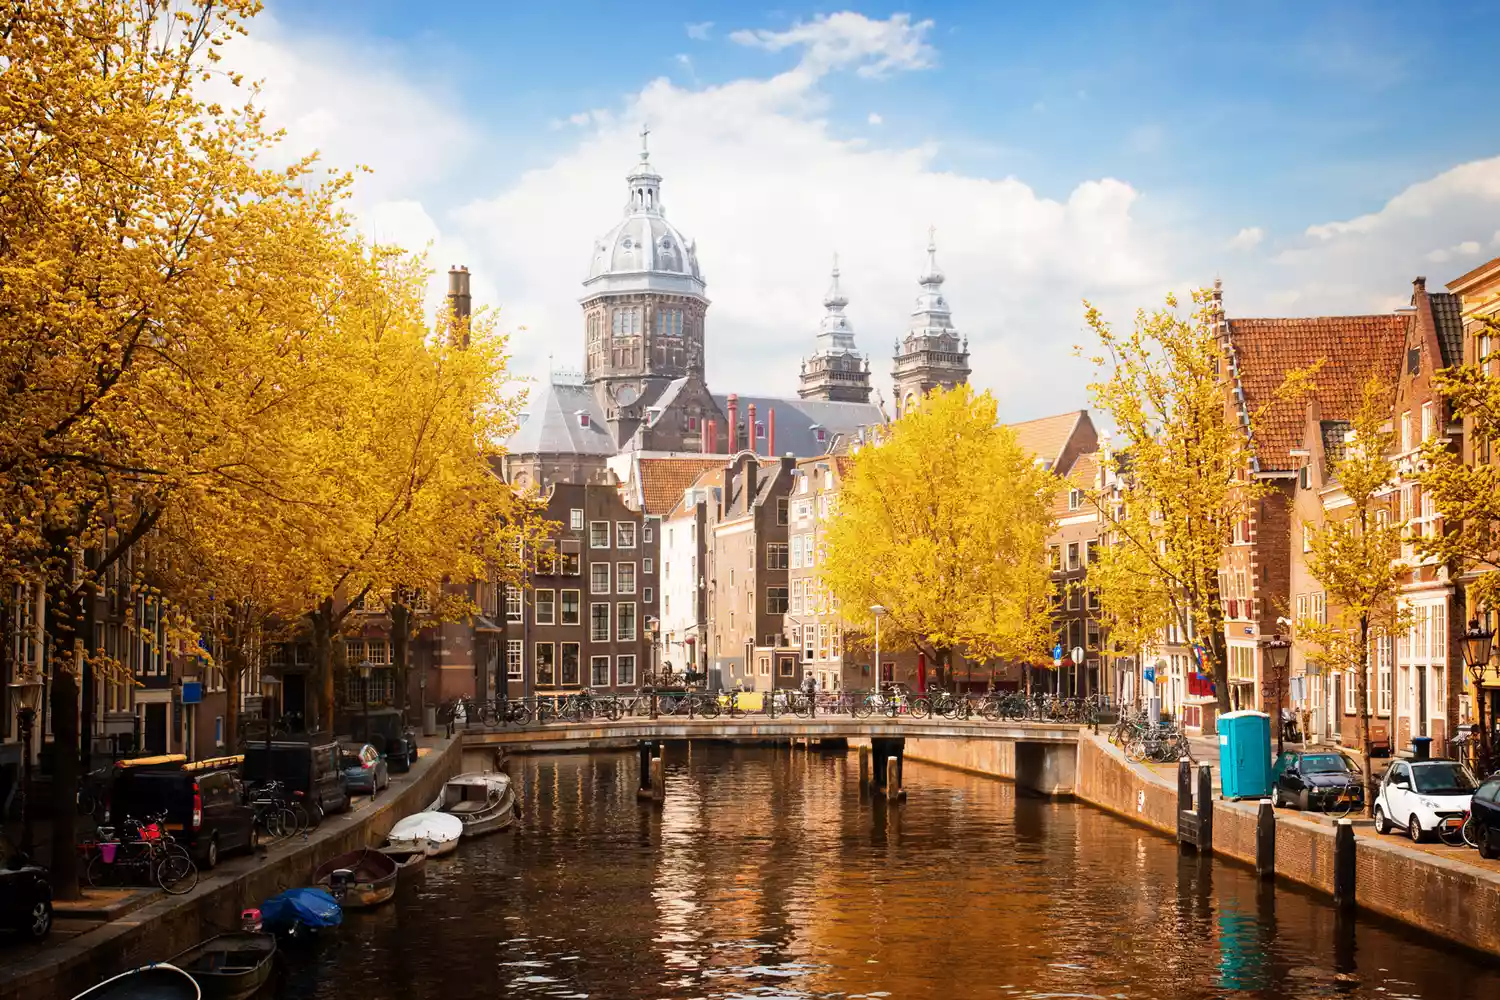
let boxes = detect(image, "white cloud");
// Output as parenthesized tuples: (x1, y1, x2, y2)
(729, 12, 935, 80)
(686, 21, 714, 41)
(1227, 226, 1264, 251)
(867, 111, 883, 125)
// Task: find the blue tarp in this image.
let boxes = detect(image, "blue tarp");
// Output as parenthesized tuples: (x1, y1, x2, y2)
(261, 887, 343, 931)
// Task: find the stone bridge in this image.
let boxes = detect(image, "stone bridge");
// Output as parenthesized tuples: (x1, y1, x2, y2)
(459, 717, 1085, 797)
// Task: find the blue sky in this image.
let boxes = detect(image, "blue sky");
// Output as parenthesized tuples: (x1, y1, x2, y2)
(242, 2, 1500, 419)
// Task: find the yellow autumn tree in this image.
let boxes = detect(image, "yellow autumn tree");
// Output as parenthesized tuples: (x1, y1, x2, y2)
(1297, 376, 1408, 814)
(820, 384, 1056, 688)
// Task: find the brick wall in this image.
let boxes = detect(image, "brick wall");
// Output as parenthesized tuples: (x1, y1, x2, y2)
(902, 737, 1015, 780)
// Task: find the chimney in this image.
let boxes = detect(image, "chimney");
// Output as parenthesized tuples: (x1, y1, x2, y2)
(743, 455, 757, 511)
(768, 406, 776, 457)
(447, 265, 472, 319)
(727, 394, 739, 453)
(747, 403, 758, 455)
(702, 419, 714, 455)
(1413, 276, 1427, 295)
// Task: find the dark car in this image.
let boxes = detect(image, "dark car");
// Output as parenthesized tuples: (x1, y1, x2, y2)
(346, 708, 418, 773)
(1272, 750, 1365, 813)
(108, 755, 255, 869)
(1471, 775, 1500, 860)
(242, 734, 350, 821)
(0, 843, 51, 942)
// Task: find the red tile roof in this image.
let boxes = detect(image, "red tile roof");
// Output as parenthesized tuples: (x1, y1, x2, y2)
(1226, 315, 1409, 471)
(1008, 410, 1086, 469)
(637, 457, 731, 516)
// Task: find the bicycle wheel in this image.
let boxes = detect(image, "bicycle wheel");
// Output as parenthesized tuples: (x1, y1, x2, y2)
(1439, 817, 1467, 846)
(156, 852, 199, 895)
(1125, 738, 1146, 763)
(1463, 813, 1480, 849)
(852, 698, 873, 720)
(697, 697, 720, 719)
(1326, 793, 1356, 821)
(910, 697, 931, 720)
(86, 851, 121, 889)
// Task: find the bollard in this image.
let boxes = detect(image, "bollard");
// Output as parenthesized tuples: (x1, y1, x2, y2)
(1255, 798, 1275, 879)
(858, 745, 870, 789)
(637, 741, 653, 790)
(650, 691, 658, 720)
(1196, 764, 1214, 855)
(649, 755, 665, 803)
(886, 756, 901, 802)
(1177, 758, 1192, 815)
(1333, 819, 1355, 908)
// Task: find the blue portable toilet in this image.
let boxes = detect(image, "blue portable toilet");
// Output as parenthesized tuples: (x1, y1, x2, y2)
(1217, 710, 1272, 800)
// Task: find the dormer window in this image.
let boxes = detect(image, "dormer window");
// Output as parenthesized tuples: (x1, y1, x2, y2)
(813, 426, 826, 443)
(755, 422, 765, 439)
(575, 411, 591, 429)
(621, 237, 634, 250)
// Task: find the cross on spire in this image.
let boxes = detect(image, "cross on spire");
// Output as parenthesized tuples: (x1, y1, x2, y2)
(639, 123, 650, 162)
(927, 224, 937, 251)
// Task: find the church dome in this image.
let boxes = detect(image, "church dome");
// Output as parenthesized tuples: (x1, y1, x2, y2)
(583, 130, 706, 299)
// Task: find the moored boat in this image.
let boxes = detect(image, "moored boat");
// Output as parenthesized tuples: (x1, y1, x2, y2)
(70, 964, 201, 1000)
(311, 848, 398, 908)
(170, 931, 276, 1000)
(259, 887, 341, 943)
(377, 845, 427, 883)
(385, 810, 463, 857)
(429, 771, 516, 837)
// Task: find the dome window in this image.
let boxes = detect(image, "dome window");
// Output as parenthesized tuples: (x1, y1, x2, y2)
(621, 237, 634, 250)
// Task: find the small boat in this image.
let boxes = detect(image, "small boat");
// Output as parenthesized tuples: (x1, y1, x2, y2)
(260, 887, 341, 943)
(386, 810, 463, 857)
(311, 848, 398, 909)
(70, 964, 201, 1000)
(377, 845, 427, 883)
(170, 929, 276, 1000)
(429, 771, 516, 837)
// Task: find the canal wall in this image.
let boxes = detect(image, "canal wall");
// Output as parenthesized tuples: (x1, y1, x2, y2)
(902, 737, 1016, 781)
(1, 737, 464, 1000)
(1071, 733, 1500, 958)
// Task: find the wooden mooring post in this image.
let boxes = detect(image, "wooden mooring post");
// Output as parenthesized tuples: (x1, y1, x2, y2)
(858, 745, 870, 789)
(1255, 798, 1275, 879)
(1176, 762, 1213, 853)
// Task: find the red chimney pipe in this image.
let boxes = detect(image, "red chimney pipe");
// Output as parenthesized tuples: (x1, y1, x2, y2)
(704, 419, 716, 455)
(747, 403, 758, 455)
(768, 407, 776, 458)
(727, 394, 739, 453)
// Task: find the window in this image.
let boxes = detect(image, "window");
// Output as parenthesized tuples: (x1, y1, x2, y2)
(1431, 603, 1446, 661)
(643, 557, 654, 574)
(1067, 585, 1080, 611)
(791, 580, 804, 615)
(1067, 542, 1080, 571)
(570, 509, 584, 530)
(1068, 489, 1081, 511)
(656, 308, 683, 337)
(1303, 524, 1312, 553)
(1401, 411, 1412, 452)
(1086, 540, 1098, 565)
(535, 589, 555, 625)
(561, 541, 582, 576)
(1048, 545, 1061, 571)
(617, 522, 637, 548)
(766, 543, 789, 570)
(618, 603, 637, 641)
(535, 643, 556, 686)
(591, 656, 611, 687)
(560, 643, 581, 686)
(1312, 592, 1326, 625)
(1430, 666, 1445, 719)
(1420, 492, 1436, 539)
(346, 639, 366, 665)
(507, 640, 523, 679)
(1377, 636, 1392, 715)
(214, 716, 224, 747)
(1345, 668, 1357, 714)
(776, 498, 789, 525)
(643, 522, 654, 544)
(1229, 645, 1255, 682)
(617, 654, 637, 686)
(1086, 620, 1100, 650)
(767, 587, 789, 615)
(643, 587, 653, 603)
(1088, 588, 1101, 612)
(1422, 402, 1435, 442)
(617, 563, 637, 594)
(591, 604, 610, 642)
(591, 563, 610, 594)
(590, 521, 610, 548)
(804, 535, 816, 567)
(561, 590, 581, 626)
(781, 657, 797, 678)
(795, 499, 813, 523)
(536, 540, 559, 575)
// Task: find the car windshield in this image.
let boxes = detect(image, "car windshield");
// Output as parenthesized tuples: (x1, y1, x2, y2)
(1301, 755, 1354, 774)
(1411, 762, 1477, 795)
(340, 753, 362, 769)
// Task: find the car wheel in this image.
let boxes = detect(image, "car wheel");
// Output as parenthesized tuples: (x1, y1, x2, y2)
(1408, 816, 1425, 843)
(24, 898, 52, 942)
(204, 835, 220, 870)
(1373, 806, 1390, 835)
(1300, 790, 1311, 812)
(1479, 826, 1498, 861)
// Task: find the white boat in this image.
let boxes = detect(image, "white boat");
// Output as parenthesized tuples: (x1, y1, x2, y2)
(429, 771, 516, 837)
(386, 811, 464, 857)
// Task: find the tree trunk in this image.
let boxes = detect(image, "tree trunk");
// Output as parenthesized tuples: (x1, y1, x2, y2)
(311, 597, 334, 734)
(392, 600, 411, 723)
(1357, 617, 1375, 817)
(1474, 665, 1491, 774)
(223, 605, 246, 751)
(45, 583, 82, 899)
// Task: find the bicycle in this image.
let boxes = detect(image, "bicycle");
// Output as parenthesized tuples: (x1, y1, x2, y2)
(1439, 810, 1479, 848)
(87, 813, 198, 895)
(1324, 785, 1360, 821)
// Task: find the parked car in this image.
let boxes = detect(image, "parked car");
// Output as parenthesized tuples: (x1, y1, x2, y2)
(242, 734, 351, 821)
(1271, 750, 1364, 812)
(339, 743, 389, 797)
(1373, 758, 1479, 842)
(0, 851, 51, 942)
(346, 708, 418, 773)
(108, 755, 255, 869)
(1470, 775, 1500, 860)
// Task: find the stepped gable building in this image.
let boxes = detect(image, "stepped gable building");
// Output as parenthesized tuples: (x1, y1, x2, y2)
(500, 133, 937, 494)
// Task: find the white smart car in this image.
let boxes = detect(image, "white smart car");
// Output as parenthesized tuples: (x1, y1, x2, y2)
(1373, 758, 1479, 842)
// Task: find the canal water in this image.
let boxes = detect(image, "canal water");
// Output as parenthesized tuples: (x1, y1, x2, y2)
(281, 744, 1500, 1000)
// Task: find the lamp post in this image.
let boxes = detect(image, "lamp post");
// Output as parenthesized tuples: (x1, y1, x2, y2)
(1261, 634, 1293, 755)
(870, 604, 886, 695)
(8, 674, 43, 858)
(1461, 616, 1496, 771)
(358, 659, 373, 742)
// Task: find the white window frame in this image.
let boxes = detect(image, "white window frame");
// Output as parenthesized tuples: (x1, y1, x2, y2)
(616, 654, 637, 687)
(534, 589, 555, 625)
(617, 602, 637, 642)
(590, 521, 610, 549)
(590, 603, 610, 643)
(506, 640, 524, 679)
(616, 521, 637, 549)
(570, 508, 584, 531)
(643, 557, 654, 574)
(590, 655, 611, 688)
(591, 562, 611, 595)
(616, 562, 637, 595)
(535, 642, 556, 687)
(560, 589, 581, 626)
(643, 586, 654, 604)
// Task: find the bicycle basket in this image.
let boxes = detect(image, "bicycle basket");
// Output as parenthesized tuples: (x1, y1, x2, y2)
(100, 842, 119, 863)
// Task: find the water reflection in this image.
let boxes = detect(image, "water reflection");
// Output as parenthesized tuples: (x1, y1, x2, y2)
(283, 745, 1500, 1000)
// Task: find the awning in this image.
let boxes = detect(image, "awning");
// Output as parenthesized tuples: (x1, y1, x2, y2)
(472, 616, 503, 634)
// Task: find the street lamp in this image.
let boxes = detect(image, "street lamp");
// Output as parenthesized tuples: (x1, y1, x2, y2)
(358, 659, 374, 742)
(8, 673, 43, 858)
(1261, 634, 1293, 754)
(870, 605, 887, 695)
(1461, 616, 1496, 769)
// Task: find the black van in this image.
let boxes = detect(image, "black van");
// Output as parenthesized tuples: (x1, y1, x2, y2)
(241, 733, 351, 821)
(346, 708, 418, 773)
(108, 755, 255, 869)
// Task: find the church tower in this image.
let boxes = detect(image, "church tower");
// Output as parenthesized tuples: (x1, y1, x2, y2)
(892, 229, 971, 418)
(580, 129, 718, 448)
(798, 256, 872, 403)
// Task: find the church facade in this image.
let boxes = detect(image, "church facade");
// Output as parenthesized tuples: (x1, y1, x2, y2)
(499, 134, 971, 490)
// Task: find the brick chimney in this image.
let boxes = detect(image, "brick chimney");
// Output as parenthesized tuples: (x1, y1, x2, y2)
(703, 419, 716, 455)
(768, 406, 776, 457)
(742, 454, 757, 512)
(747, 403, 758, 455)
(447, 265, 471, 319)
(727, 394, 739, 453)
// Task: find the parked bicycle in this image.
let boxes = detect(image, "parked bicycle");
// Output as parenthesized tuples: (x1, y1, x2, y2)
(85, 812, 198, 895)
